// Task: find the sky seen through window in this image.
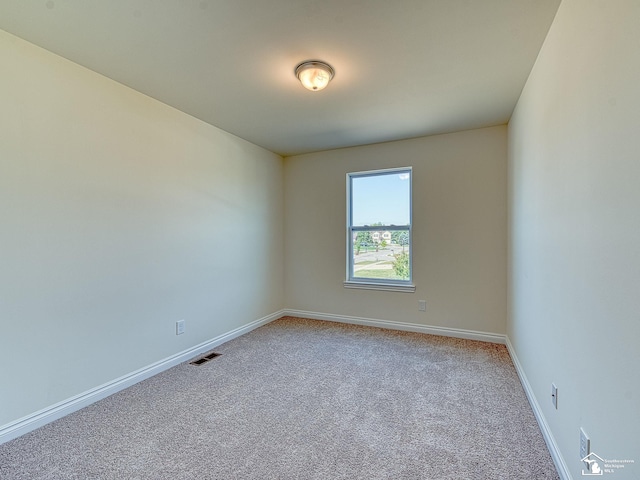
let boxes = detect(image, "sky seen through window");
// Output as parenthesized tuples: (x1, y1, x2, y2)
(351, 172, 410, 226)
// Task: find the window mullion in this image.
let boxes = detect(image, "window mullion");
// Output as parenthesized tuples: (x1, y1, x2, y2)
(351, 226, 409, 232)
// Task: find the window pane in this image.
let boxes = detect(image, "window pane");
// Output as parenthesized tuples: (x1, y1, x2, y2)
(351, 171, 410, 227)
(347, 168, 412, 285)
(352, 230, 411, 281)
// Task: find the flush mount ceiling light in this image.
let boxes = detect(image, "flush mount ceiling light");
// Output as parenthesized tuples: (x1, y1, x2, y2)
(295, 61, 335, 91)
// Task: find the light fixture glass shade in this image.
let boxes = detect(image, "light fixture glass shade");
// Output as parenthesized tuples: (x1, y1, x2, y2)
(295, 61, 334, 91)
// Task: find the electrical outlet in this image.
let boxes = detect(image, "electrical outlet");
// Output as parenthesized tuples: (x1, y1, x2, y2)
(418, 300, 426, 312)
(580, 428, 590, 466)
(176, 319, 185, 335)
(551, 383, 558, 409)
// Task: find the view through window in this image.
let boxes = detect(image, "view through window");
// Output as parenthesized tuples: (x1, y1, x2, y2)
(347, 167, 412, 286)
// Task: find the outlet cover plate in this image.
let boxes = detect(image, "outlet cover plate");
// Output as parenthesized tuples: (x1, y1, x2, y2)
(176, 320, 185, 335)
(580, 428, 590, 464)
(551, 383, 558, 409)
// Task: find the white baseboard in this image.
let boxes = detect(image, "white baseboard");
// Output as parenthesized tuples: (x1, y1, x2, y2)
(0, 309, 285, 445)
(505, 336, 572, 480)
(283, 309, 506, 344)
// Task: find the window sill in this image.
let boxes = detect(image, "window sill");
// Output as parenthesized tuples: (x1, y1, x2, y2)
(343, 281, 416, 293)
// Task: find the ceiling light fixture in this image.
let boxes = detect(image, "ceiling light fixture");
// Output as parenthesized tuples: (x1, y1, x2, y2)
(295, 61, 335, 91)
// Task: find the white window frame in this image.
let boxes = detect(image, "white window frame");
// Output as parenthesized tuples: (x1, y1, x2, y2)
(344, 167, 415, 293)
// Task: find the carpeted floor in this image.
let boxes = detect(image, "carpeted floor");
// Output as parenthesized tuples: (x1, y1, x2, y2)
(0, 317, 559, 479)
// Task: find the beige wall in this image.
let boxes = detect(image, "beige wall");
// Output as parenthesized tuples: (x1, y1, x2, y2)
(508, 0, 640, 477)
(284, 126, 507, 335)
(0, 30, 284, 427)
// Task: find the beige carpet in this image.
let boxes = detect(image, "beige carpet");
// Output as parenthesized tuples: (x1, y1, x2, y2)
(0, 317, 559, 479)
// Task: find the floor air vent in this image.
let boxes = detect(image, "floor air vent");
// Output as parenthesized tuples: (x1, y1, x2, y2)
(189, 352, 221, 366)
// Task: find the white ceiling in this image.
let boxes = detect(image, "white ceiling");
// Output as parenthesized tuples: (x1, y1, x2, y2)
(0, 0, 560, 156)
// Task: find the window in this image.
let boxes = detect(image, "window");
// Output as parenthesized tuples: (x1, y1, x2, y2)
(345, 167, 415, 292)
